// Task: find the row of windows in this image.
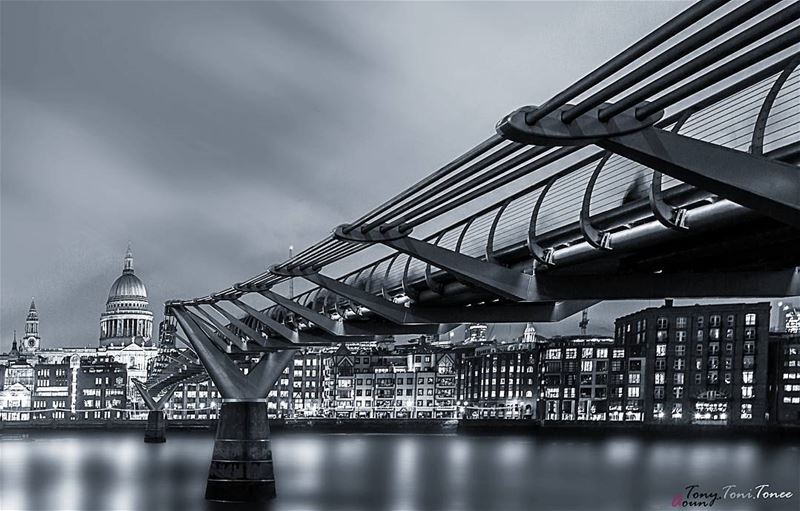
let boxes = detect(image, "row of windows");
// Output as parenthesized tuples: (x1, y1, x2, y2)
(656, 313, 758, 329)
(653, 385, 754, 400)
(621, 313, 759, 337)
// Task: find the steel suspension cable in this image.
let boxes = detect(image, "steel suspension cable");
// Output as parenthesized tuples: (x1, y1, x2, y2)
(637, 40, 800, 119)
(524, 0, 730, 125)
(342, 134, 506, 233)
(359, 142, 526, 232)
(561, 0, 783, 123)
(599, 6, 800, 121)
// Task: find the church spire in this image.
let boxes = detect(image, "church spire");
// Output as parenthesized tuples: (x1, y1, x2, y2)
(23, 297, 40, 352)
(27, 298, 38, 321)
(123, 243, 134, 274)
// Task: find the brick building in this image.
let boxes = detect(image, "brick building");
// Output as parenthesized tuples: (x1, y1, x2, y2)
(616, 301, 770, 426)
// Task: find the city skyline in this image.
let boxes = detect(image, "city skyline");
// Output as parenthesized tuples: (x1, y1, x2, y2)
(1, 1, 692, 347)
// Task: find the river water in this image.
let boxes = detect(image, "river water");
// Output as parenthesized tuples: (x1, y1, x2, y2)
(0, 430, 798, 511)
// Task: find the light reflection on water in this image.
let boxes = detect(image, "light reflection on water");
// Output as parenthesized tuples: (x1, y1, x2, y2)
(0, 430, 798, 511)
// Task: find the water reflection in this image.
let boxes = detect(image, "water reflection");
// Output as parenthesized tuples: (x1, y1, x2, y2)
(0, 431, 798, 511)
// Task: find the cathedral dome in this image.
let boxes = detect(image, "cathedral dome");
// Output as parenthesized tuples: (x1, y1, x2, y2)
(108, 273, 147, 301)
(100, 244, 154, 347)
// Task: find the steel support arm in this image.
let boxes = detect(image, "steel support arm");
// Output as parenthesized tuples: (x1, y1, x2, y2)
(191, 305, 251, 352)
(228, 299, 353, 346)
(172, 306, 258, 399)
(599, 127, 800, 228)
(132, 378, 159, 410)
(381, 236, 542, 301)
(257, 289, 452, 336)
(206, 303, 271, 348)
(303, 272, 594, 323)
(246, 350, 296, 399)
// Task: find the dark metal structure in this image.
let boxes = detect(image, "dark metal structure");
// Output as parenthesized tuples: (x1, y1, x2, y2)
(162, 0, 800, 502)
(135, 343, 207, 442)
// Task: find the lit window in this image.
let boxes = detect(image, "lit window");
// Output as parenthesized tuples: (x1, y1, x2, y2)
(741, 386, 753, 399)
(656, 344, 667, 357)
(745, 313, 757, 326)
(546, 349, 562, 360)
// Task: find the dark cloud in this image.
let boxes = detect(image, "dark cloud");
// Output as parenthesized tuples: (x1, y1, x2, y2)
(2, 1, 697, 348)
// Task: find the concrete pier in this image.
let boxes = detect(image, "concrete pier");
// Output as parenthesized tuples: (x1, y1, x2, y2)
(144, 410, 167, 443)
(205, 401, 275, 502)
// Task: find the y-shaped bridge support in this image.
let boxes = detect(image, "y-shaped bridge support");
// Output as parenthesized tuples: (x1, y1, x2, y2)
(172, 305, 296, 502)
(132, 379, 178, 443)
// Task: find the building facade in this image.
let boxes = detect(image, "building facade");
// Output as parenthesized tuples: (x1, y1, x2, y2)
(459, 340, 541, 419)
(616, 301, 771, 426)
(74, 356, 128, 420)
(768, 333, 800, 425)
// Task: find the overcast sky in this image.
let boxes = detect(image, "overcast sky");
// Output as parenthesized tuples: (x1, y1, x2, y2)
(8, 0, 781, 349)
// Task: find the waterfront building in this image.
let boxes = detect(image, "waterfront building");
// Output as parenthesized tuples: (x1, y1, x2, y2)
(31, 360, 72, 420)
(319, 344, 464, 419)
(539, 337, 623, 422)
(168, 379, 220, 420)
(0, 382, 31, 421)
(74, 356, 127, 420)
(616, 301, 771, 426)
(768, 333, 800, 425)
(289, 349, 323, 417)
(4, 359, 35, 388)
(434, 352, 457, 419)
(459, 339, 541, 419)
(99, 245, 154, 347)
(35, 343, 159, 418)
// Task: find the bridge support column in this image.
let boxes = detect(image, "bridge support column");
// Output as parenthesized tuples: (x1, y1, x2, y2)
(171, 305, 296, 503)
(132, 379, 178, 444)
(144, 409, 167, 443)
(206, 400, 275, 502)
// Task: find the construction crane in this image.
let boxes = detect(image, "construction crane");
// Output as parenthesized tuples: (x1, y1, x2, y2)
(579, 309, 589, 336)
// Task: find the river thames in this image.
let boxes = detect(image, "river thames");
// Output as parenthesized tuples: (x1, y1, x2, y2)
(1, 430, 798, 511)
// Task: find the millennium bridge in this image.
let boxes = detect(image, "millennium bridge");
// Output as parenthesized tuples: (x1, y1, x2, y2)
(136, 0, 800, 503)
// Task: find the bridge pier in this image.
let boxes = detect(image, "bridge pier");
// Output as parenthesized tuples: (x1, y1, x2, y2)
(206, 401, 275, 502)
(144, 409, 167, 443)
(171, 305, 295, 503)
(132, 379, 178, 444)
